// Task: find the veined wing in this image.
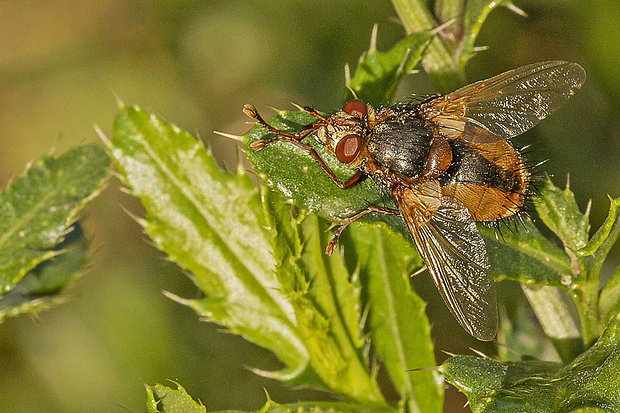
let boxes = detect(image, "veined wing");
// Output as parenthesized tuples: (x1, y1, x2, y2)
(393, 184, 497, 340)
(420, 61, 585, 140)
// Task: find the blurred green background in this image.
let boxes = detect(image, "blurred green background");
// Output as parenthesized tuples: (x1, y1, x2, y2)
(1, 1, 619, 412)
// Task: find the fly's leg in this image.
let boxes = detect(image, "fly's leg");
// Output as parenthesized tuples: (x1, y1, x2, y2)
(244, 103, 365, 190)
(326, 205, 400, 256)
(302, 106, 327, 122)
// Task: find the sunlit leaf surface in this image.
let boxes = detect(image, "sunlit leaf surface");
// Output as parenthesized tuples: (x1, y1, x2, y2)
(536, 176, 590, 252)
(109, 106, 308, 379)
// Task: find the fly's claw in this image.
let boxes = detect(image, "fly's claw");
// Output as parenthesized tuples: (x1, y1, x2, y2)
(325, 239, 337, 256)
(245, 103, 268, 151)
(250, 140, 267, 151)
(325, 224, 347, 256)
(243, 103, 259, 119)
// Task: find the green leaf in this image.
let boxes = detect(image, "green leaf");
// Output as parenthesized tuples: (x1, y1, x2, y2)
(346, 223, 442, 413)
(0, 224, 88, 322)
(146, 381, 396, 413)
(442, 312, 620, 412)
(346, 27, 434, 106)
(265, 192, 385, 402)
(442, 356, 562, 413)
(594, 197, 620, 325)
(535, 176, 590, 253)
(145, 382, 206, 413)
(481, 220, 572, 288)
(0, 144, 109, 292)
(108, 106, 308, 380)
(298, 213, 365, 354)
(261, 189, 303, 300)
(582, 196, 620, 265)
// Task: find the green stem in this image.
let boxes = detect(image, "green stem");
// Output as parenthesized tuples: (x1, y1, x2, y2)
(522, 285, 582, 362)
(435, 0, 462, 25)
(391, 0, 465, 91)
(572, 257, 601, 349)
(572, 288, 600, 349)
(434, 0, 463, 48)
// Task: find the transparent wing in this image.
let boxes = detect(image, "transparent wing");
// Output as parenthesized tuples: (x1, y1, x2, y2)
(421, 61, 586, 139)
(394, 185, 497, 340)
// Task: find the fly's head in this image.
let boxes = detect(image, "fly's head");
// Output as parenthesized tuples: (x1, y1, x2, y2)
(243, 99, 376, 170)
(315, 99, 376, 168)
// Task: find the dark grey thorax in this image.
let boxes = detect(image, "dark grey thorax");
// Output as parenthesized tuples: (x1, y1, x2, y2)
(366, 112, 434, 178)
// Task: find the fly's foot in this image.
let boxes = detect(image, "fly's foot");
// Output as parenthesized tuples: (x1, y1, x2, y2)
(242, 103, 259, 119)
(250, 140, 267, 151)
(325, 240, 337, 256)
(325, 223, 348, 256)
(325, 238, 338, 256)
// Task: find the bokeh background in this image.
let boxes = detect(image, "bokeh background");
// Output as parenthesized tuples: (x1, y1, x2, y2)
(1, 1, 619, 412)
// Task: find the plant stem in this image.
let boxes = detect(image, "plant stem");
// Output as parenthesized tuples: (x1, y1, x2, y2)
(572, 288, 600, 349)
(522, 285, 582, 362)
(391, 0, 465, 91)
(572, 257, 601, 349)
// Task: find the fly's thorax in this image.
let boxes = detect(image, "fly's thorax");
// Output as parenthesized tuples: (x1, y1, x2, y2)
(366, 109, 435, 178)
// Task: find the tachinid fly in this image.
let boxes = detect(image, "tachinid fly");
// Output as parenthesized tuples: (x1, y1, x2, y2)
(244, 60, 586, 341)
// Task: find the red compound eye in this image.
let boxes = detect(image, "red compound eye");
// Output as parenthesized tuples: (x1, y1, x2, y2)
(342, 99, 367, 118)
(335, 134, 361, 163)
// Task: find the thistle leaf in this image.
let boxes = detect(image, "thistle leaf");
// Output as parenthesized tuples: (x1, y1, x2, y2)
(0, 224, 88, 321)
(264, 191, 385, 402)
(346, 27, 434, 106)
(145, 382, 205, 413)
(0, 144, 109, 292)
(481, 220, 572, 288)
(443, 312, 620, 412)
(347, 223, 442, 413)
(109, 106, 308, 379)
(535, 176, 590, 252)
